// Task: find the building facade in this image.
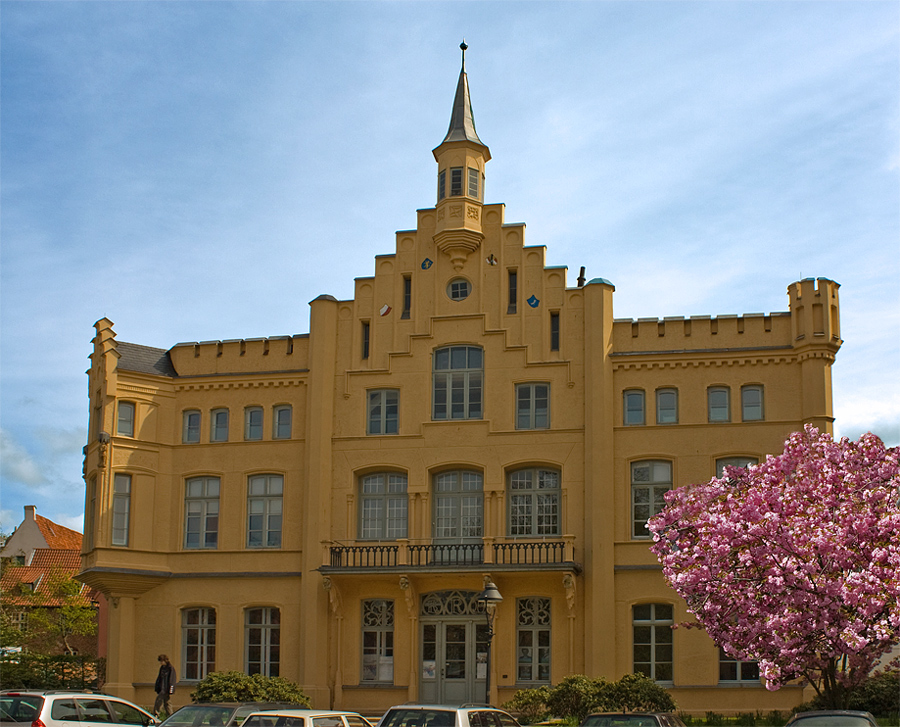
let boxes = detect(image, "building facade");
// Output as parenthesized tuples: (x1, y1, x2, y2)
(78, 50, 842, 716)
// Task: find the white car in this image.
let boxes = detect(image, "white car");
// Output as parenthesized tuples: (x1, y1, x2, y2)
(0, 690, 158, 727)
(240, 709, 373, 727)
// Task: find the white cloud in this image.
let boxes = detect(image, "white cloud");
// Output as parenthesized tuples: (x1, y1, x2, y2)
(0, 429, 48, 488)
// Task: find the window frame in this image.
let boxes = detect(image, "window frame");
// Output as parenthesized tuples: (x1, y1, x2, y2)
(516, 383, 550, 430)
(433, 470, 484, 542)
(362, 321, 370, 360)
(183, 409, 201, 443)
(516, 597, 551, 683)
(438, 170, 446, 201)
(550, 312, 560, 351)
(184, 476, 220, 550)
(631, 460, 672, 539)
(716, 456, 759, 479)
(741, 384, 765, 421)
(367, 389, 399, 435)
(508, 468, 560, 537)
(273, 405, 292, 440)
(432, 346, 483, 421)
(623, 389, 646, 426)
(247, 474, 284, 548)
(245, 606, 280, 677)
(633, 603, 674, 683)
(182, 607, 216, 681)
(210, 408, 229, 442)
(244, 406, 264, 441)
(112, 473, 132, 547)
(447, 278, 472, 301)
(719, 646, 760, 683)
(361, 599, 394, 683)
(450, 167, 463, 196)
(655, 388, 678, 425)
(467, 167, 479, 199)
(117, 401, 135, 437)
(402, 276, 412, 319)
(507, 269, 518, 314)
(707, 386, 731, 423)
(359, 472, 408, 540)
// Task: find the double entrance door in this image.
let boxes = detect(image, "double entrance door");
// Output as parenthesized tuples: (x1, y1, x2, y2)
(419, 619, 490, 704)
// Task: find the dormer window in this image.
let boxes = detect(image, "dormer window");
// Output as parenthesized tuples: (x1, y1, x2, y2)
(468, 167, 479, 199)
(450, 167, 463, 196)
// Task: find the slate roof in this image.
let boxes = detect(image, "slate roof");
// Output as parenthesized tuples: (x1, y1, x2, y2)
(116, 341, 178, 377)
(0, 549, 100, 607)
(35, 514, 83, 550)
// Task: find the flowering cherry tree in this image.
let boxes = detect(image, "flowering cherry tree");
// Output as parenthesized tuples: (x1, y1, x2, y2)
(648, 425, 900, 708)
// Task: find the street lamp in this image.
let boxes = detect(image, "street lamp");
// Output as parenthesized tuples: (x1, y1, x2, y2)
(477, 580, 503, 704)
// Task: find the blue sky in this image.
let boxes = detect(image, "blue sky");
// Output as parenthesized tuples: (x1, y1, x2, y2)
(1, 1, 898, 533)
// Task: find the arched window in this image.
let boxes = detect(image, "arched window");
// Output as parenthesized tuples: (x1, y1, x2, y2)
(631, 461, 672, 539)
(245, 607, 279, 677)
(433, 470, 483, 541)
(623, 390, 645, 426)
(508, 468, 560, 537)
(707, 386, 730, 422)
(359, 473, 408, 540)
(182, 607, 216, 681)
(117, 401, 135, 437)
(741, 385, 765, 421)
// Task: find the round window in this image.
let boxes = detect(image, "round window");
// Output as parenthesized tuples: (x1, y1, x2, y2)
(447, 278, 471, 301)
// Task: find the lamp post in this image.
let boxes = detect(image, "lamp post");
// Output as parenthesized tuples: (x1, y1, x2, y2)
(477, 580, 503, 704)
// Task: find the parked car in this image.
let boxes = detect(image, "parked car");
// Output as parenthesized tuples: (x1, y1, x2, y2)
(784, 711, 878, 727)
(579, 714, 686, 727)
(376, 704, 521, 727)
(161, 704, 303, 727)
(0, 689, 158, 727)
(240, 709, 373, 727)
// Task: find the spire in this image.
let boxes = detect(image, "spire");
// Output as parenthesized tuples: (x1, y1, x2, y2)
(440, 41, 488, 150)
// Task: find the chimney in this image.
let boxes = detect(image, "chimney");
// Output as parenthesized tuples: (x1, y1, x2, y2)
(24, 505, 36, 521)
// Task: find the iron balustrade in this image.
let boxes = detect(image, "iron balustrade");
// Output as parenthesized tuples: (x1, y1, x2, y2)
(327, 539, 572, 569)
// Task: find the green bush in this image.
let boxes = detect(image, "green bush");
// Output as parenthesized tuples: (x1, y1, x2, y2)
(0, 654, 104, 690)
(799, 668, 899, 719)
(503, 673, 676, 722)
(190, 671, 310, 705)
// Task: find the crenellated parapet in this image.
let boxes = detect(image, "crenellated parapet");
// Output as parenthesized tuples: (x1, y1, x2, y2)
(168, 335, 310, 376)
(788, 277, 841, 351)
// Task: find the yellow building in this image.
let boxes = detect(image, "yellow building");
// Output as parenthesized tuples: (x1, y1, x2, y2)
(78, 47, 842, 717)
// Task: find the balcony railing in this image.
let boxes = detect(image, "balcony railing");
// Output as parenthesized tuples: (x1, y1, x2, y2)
(325, 536, 576, 570)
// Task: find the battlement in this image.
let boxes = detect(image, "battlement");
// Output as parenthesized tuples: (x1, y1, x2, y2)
(168, 335, 310, 377)
(787, 277, 841, 345)
(612, 311, 793, 353)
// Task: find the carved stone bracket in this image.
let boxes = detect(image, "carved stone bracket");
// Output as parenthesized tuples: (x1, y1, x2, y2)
(433, 228, 484, 271)
(563, 573, 576, 613)
(322, 575, 343, 616)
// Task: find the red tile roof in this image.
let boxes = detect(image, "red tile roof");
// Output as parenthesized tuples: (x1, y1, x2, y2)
(35, 514, 83, 550)
(0, 549, 99, 607)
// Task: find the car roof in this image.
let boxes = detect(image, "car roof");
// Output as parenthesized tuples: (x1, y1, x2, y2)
(244, 710, 365, 717)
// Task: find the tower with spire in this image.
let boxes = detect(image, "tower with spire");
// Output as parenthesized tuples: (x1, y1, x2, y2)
(432, 41, 491, 271)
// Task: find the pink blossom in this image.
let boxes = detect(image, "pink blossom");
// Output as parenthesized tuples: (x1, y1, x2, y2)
(649, 425, 900, 708)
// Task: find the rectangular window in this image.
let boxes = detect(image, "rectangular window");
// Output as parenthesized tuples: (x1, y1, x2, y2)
(210, 408, 229, 442)
(112, 473, 131, 546)
(624, 390, 645, 425)
(450, 167, 463, 196)
(741, 385, 764, 421)
(360, 473, 408, 539)
(183, 410, 201, 443)
(362, 600, 394, 682)
(117, 401, 135, 437)
(631, 461, 672, 539)
(362, 321, 370, 359)
(402, 276, 411, 319)
(433, 346, 483, 420)
(633, 603, 674, 682)
(708, 387, 730, 422)
(468, 167, 479, 198)
(716, 457, 759, 478)
(719, 647, 760, 682)
(245, 406, 263, 440)
(508, 270, 517, 314)
(85, 476, 97, 551)
(550, 312, 560, 351)
(246, 607, 280, 677)
(368, 389, 399, 435)
(247, 474, 283, 548)
(182, 607, 216, 680)
(516, 383, 549, 430)
(273, 405, 292, 439)
(517, 597, 551, 683)
(438, 170, 446, 201)
(184, 477, 219, 549)
(656, 388, 678, 424)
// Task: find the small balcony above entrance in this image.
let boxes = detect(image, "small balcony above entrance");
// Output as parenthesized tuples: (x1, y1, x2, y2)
(321, 536, 579, 574)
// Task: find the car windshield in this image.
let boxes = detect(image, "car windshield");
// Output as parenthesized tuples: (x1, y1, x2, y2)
(0, 696, 43, 723)
(791, 718, 873, 727)
(380, 710, 455, 727)
(582, 718, 661, 727)
(164, 707, 234, 727)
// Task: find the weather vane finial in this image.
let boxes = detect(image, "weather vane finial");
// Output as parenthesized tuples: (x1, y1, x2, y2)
(460, 39, 468, 69)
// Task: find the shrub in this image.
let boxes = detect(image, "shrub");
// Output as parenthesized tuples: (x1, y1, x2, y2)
(501, 685, 552, 725)
(597, 673, 676, 713)
(190, 671, 310, 705)
(848, 668, 899, 717)
(545, 674, 605, 722)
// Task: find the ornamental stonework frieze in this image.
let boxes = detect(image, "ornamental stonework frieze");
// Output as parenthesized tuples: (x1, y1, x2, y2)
(175, 378, 305, 392)
(612, 355, 794, 372)
(466, 205, 479, 220)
